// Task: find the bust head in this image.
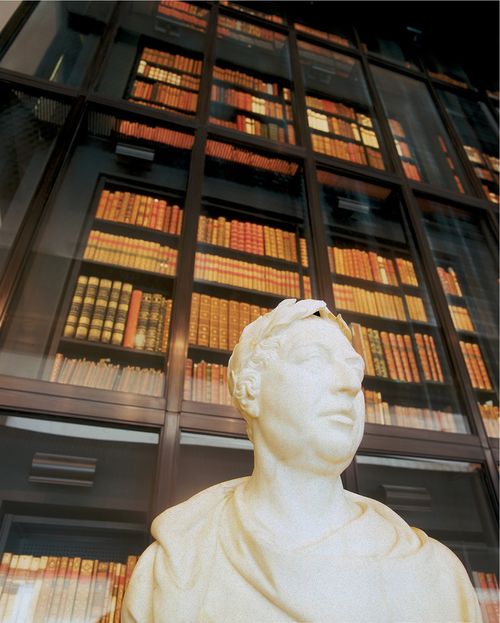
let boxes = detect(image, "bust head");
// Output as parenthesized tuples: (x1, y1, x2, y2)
(228, 299, 365, 474)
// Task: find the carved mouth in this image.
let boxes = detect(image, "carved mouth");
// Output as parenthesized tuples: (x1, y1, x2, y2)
(321, 411, 354, 426)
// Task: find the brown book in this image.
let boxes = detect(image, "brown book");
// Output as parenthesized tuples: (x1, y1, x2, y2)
(64, 275, 89, 338)
(134, 292, 153, 350)
(403, 335, 421, 382)
(123, 289, 143, 349)
(219, 298, 229, 351)
(396, 333, 413, 382)
(198, 295, 211, 347)
(75, 276, 100, 340)
(110, 283, 133, 346)
(380, 332, 398, 380)
(88, 279, 112, 342)
(101, 281, 123, 344)
(209, 296, 220, 349)
(415, 333, 432, 381)
(145, 293, 163, 352)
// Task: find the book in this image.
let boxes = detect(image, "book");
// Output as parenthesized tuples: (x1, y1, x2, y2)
(110, 283, 133, 346)
(63, 275, 89, 338)
(74, 276, 100, 340)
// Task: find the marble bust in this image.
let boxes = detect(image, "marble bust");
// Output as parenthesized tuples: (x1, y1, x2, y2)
(122, 299, 482, 622)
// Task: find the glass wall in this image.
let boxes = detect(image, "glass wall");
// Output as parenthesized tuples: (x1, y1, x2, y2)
(0, 1, 114, 87)
(184, 140, 312, 409)
(372, 66, 470, 194)
(356, 455, 499, 621)
(299, 41, 386, 170)
(0, 109, 193, 402)
(0, 86, 70, 277)
(419, 198, 499, 438)
(318, 172, 470, 434)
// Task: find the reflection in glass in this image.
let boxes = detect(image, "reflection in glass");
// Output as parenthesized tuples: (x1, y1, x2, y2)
(0, 1, 113, 87)
(0, 111, 193, 399)
(0, 87, 70, 278)
(220, 1, 284, 25)
(299, 41, 385, 170)
(419, 198, 499, 437)
(438, 90, 499, 204)
(183, 140, 312, 407)
(294, 20, 352, 48)
(372, 66, 469, 193)
(356, 455, 499, 621)
(96, 1, 206, 115)
(317, 172, 469, 434)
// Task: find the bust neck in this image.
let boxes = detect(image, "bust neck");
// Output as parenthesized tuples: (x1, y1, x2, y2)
(238, 443, 361, 547)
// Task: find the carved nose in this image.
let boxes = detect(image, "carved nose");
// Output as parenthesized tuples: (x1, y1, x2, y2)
(330, 361, 360, 394)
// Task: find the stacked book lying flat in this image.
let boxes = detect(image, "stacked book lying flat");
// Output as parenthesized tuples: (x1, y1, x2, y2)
(0, 552, 137, 623)
(460, 341, 493, 390)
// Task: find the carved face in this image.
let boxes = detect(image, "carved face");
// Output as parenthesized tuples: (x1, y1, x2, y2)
(255, 316, 365, 473)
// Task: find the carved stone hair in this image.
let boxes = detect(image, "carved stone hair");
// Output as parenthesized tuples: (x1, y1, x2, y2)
(228, 299, 351, 436)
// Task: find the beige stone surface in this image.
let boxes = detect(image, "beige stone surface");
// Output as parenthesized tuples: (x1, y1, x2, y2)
(122, 299, 482, 622)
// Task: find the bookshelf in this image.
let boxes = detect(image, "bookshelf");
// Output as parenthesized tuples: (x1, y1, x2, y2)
(317, 172, 472, 435)
(0, 1, 497, 616)
(298, 39, 386, 170)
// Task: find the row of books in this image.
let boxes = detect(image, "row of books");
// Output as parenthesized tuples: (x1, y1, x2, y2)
(116, 119, 194, 150)
(137, 60, 200, 90)
(449, 304, 474, 332)
(130, 80, 198, 113)
(96, 189, 183, 235)
(307, 110, 379, 149)
(386, 119, 424, 182)
(50, 354, 165, 395)
(479, 402, 500, 438)
(460, 341, 493, 390)
(364, 389, 466, 433)
(184, 358, 232, 405)
(471, 571, 500, 623)
(437, 266, 463, 297)
(351, 322, 444, 383)
(481, 184, 499, 204)
(205, 139, 299, 175)
(295, 22, 351, 47)
(333, 283, 407, 321)
(327, 246, 418, 287)
(220, 1, 284, 24)
(311, 133, 384, 169)
(84, 231, 178, 276)
(139, 47, 202, 76)
(189, 293, 270, 351)
(213, 65, 284, 97)
(405, 295, 428, 322)
(218, 15, 286, 47)
(197, 215, 307, 265)
(0, 552, 138, 623)
(209, 115, 294, 145)
(157, 0, 208, 32)
(305, 95, 360, 122)
(428, 71, 468, 90)
(194, 252, 311, 297)
(211, 85, 292, 121)
(63, 276, 172, 352)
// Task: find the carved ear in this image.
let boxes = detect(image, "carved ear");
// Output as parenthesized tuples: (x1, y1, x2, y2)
(240, 382, 259, 420)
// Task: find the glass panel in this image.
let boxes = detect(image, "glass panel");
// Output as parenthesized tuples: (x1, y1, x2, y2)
(299, 41, 385, 171)
(0, 413, 159, 622)
(96, 1, 207, 116)
(372, 66, 469, 194)
(219, 2, 285, 25)
(183, 140, 312, 408)
(211, 15, 294, 144)
(356, 455, 499, 620)
(0, 109, 193, 401)
(318, 171, 469, 434)
(421, 39, 471, 89)
(419, 198, 499, 438)
(0, 1, 113, 87)
(174, 433, 253, 504)
(359, 24, 419, 70)
(0, 86, 70, 278)
(438, 90, 499, 204)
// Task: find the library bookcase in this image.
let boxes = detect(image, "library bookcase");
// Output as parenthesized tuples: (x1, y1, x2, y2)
(0, 2, 498, 621)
